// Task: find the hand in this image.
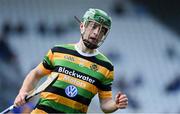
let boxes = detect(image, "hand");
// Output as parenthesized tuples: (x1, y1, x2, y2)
(14, 91, 28, 107)
(115, 92, 128, 109)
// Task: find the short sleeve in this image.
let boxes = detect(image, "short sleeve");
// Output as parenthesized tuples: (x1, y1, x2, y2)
(37, 49, 54, 75)
(98, 69, 114, 99)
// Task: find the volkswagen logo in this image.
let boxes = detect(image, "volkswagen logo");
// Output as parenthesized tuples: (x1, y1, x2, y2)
(65, 85, 78, 97)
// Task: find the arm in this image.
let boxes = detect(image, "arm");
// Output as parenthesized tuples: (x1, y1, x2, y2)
(100, 92, 128, 113)
(14, 66, 46, 107)
(14, 48, 54, 107)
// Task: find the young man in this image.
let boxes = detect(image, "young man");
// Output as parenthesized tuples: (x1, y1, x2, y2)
(14, 8, 128, 113)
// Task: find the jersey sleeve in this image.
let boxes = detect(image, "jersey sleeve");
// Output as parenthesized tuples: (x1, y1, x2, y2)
(37, 49, 55, 75)
(98, 68, 114, 99)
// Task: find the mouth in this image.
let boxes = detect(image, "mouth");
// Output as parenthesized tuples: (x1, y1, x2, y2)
(89, 36, 96, 40)
(89, 37, 97, 41)
(88, 37, 98, 44)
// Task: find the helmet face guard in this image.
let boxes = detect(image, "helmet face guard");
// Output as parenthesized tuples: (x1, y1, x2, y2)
(81, 8, 112, 49)
(82, 20, 110, 49)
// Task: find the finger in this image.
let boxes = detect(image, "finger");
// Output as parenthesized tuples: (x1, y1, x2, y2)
(119, 94, 127, 99)
(118, 96, 127, 101)
(115, 92, 121, 98)
(21, 95, 26, 104)
(117, 102, 128, 108)
(119, 97, 127, 102)
(116, 92, 124, 99)
(15, 96, 25, 107)
(120, 101, 128, 105)
(117, 104, 128, 109)
(119, 98, 128, 102)
(117, 101, 128, 106)
(116, 96, 127, 103)
(15, 101, 22, 107)
(14, 97, 21, 105)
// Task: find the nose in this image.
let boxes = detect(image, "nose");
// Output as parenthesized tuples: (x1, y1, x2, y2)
(93, 27, 100, 36)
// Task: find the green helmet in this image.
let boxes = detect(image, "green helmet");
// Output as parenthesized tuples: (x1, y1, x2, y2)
(82, 8, 112, 29)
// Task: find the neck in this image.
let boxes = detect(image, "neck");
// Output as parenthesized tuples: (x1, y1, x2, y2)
(76, 39, 97, 54)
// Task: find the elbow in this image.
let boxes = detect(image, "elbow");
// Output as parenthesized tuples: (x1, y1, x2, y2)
(31, 67, 45, 79)
(102, 110, 111, 113)
(101, 108, 108, 113)
(100, 105, 113, 113)
(101, 109, 114, 113)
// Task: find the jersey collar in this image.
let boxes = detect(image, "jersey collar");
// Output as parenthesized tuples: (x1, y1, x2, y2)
(74, 44, 99, 57)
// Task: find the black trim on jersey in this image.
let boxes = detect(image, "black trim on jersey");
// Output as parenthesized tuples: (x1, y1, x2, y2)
(51, 46, 113, 71)
(42, 59, 54, 70)
(36, 104, 64, 113)
(99, 83, 112, 91)
(54, 66, 111, 91)
(44, 86, 91, 106)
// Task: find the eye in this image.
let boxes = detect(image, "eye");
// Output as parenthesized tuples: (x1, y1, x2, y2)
(101, 27, 108, 34)
(92, 24, 98, 29)
(92, 25, 96, 29)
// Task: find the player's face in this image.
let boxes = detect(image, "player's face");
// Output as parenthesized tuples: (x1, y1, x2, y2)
(82, 21, 109, 49)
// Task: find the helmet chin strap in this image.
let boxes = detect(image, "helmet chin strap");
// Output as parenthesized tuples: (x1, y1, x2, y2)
(82, 39, 98, 49)
(81, 27, 99, 49)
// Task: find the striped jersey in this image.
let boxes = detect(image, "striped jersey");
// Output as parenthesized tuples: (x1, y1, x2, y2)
(31, 44, 114, 113)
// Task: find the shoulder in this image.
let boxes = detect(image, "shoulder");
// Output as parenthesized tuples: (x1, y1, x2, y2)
(96, 52, 113, 65)
(96, 52, 114, 70)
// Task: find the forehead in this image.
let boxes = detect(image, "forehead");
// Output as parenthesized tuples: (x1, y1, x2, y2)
(87, 21, 107, 27)
(88, 21, 100, 26)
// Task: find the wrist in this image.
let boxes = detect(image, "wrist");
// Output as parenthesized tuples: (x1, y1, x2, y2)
(114, 102, 119, 110)
(19, 88, 28, 93)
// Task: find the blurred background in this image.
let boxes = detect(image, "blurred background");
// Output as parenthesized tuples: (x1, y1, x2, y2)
(0, 0, 180, 113)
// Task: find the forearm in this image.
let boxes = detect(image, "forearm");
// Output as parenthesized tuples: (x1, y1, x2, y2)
(19, 69, 43, 93)
(100, 99, 118, 113)
(14, 67, 47, 106)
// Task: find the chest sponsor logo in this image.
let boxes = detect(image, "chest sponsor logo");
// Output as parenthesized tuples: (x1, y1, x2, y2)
(65, 85, 78, 97)
(58, 67, 95, 84)
(64, 55, 75, 62)
(63, 75, 86, 87)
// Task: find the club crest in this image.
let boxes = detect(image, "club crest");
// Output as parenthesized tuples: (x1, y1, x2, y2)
(90, 63, 98, 71)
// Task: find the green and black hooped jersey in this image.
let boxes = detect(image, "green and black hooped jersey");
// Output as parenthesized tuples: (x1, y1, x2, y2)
(31, 44, 114, 114)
